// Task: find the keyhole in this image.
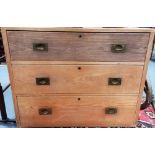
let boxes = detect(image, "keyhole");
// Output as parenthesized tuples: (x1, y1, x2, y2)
(77, 98, 81, 101)
(78, 66, 82, 70)
(78, 34, 82, 38)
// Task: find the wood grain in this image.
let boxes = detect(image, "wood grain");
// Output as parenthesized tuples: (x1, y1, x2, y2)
(12, 64, 143, 95)
(1, 27, 154, 128)
(11, 61, 145, 65)
(17, 95, 138, 127)
(3, 27, 154, 32)
(7, 31, 149, 62)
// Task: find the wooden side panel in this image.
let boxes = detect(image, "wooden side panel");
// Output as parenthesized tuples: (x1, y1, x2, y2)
(17, 95, 138, 127)
(7, 31, 149, 62)
(12, 64, 143, 95)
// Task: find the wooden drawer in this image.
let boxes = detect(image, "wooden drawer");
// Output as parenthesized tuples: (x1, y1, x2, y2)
(12, 64, 143, 95)
(17, 95, 138, 127)
(7, 31, 149, 62)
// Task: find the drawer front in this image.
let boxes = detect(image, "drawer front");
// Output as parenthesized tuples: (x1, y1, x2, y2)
(7, 31, 149, 62)
(12, 65, 143, 95)
(17, 95, 138, 127)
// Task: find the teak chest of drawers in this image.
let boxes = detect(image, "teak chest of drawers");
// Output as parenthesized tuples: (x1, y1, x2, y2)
(1, 28, 154, 127)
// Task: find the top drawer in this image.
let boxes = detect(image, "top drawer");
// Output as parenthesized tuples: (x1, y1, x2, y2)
(7, 31, 149, 62)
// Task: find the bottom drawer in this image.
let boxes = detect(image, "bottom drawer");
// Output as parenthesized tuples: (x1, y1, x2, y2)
(17, 95, 138, 127)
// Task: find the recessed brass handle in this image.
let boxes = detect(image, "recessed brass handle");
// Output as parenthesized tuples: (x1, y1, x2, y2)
(39, 107, 52, 115)
(105, 107, 117, 115)
(36, 77, 50, 85)
(33, 43, 48, 52)
(108, 78, 122, 85)
(111, 44, 126, 53)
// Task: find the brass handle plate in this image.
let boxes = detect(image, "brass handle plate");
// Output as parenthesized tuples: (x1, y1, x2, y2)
(111, 44, 126, 53)
(105, 107, 117, 115)
(36, 77, 50, 85)
(39, 107, 52, 115)
(108, 78, 122, 85)
(33, 43, 48, 52)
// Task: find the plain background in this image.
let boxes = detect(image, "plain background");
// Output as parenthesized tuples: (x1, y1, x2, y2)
(0, 0, 155, 155)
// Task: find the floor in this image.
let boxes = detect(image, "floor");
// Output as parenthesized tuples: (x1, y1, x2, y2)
(0, 59, 155, 128)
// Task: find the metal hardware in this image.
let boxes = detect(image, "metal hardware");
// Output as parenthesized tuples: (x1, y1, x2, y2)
(108, 78, 122, 85)
(105, 107, 117, 115)
(33, 43, 48, 52)
(111, 44, 126, 53)
(36, 77, 50, 85)
(39, 107, 52, 115)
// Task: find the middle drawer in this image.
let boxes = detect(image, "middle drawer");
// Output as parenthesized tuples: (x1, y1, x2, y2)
(12, 64, 143, 95)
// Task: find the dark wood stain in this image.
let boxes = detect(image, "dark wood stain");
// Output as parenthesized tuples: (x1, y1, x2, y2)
(7, 31, 150, 62)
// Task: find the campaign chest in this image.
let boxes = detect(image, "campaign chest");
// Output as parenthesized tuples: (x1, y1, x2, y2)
(2, 28, 154, 127)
